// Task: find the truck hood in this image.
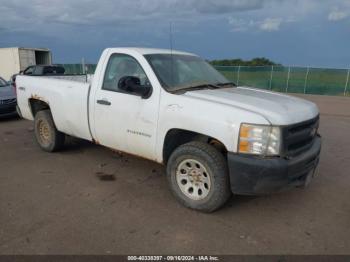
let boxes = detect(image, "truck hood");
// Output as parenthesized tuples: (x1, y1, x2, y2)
(185, 87, 319, 125)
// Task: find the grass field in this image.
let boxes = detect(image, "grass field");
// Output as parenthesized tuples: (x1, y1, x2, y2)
(216, 66, 350, 96)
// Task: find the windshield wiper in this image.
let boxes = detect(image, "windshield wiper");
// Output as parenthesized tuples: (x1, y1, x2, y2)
(173, 83, 221, 93)
(215, 82, 236, 87)
(190, 83, 221, 90)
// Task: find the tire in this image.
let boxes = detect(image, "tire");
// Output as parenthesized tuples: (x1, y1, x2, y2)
(34, 110, 65, 152)
(167, 141, 231, 212)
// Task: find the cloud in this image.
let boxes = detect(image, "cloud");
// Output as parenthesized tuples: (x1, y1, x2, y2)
(195, 0, 264, 14)
(1, 0, 349, 44)
(328, 8, 348, 21)
(0, 0, 270, 29)
(229, 17, 283, 32)
(259, 18, 282, 31)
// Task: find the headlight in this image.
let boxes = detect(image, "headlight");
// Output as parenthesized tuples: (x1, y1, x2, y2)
(238, 124, 281, 156)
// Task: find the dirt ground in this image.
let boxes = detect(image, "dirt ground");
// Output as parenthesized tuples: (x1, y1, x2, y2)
(0, 94, 349, 255)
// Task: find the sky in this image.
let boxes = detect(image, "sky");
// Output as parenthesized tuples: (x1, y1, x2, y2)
(0, 0, 349, 67)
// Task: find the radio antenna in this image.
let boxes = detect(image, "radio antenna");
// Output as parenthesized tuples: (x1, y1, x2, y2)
(169, 21, 174, 53)
(169, 21, 174, 86)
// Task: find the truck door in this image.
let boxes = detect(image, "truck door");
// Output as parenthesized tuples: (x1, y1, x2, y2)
(92, 53, 159, 160)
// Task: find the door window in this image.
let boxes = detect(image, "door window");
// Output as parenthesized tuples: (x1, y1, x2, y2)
(33, 66, 44, 75)
(102, 54, 150, 93)
(24, 66, 35, 75)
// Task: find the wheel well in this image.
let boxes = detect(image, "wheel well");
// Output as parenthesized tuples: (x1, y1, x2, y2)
(29, 99, 50, 116)
(163, 129, 227, 164)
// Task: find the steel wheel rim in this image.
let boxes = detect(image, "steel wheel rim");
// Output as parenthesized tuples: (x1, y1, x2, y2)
(176, 159, 211, 201)
(38, 120, 51, 145)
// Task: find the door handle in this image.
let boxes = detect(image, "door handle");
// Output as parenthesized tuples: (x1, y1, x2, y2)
(97, 99, 111, 106)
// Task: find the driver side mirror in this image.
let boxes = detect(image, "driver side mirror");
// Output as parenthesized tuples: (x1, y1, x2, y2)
(118, 76, 152, 99)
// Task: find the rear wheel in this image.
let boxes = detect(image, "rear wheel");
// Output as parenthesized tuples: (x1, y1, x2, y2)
(34, 110, 65, 152)
(167, 141, 231, 212)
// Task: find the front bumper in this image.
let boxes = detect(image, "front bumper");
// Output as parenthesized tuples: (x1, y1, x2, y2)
(227, 136, 321, 195)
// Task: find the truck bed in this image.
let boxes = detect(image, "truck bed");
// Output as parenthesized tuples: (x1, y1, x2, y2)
(16, 75, 93, 141)
(45, 74, 94, 83)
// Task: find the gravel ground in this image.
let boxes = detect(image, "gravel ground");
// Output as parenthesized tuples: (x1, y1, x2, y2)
(0, 94, 349, 255)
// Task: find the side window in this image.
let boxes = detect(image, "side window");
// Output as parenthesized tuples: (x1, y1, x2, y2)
(43, 67, 53, 75)
(24, 66, 35, 75)
(102, 54, 150, 93)
(34, 66, 44, 75)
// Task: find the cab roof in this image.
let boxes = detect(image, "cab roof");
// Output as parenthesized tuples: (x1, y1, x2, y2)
(105, 47, 196, 56)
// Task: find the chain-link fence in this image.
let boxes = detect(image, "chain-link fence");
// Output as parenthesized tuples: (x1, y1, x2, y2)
(59, 63, 350, 96)
(58, 64, 97, 75)
(215, 66, 350, 96)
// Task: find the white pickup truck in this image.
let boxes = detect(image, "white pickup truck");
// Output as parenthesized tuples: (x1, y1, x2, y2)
(16, 48, 321, 212)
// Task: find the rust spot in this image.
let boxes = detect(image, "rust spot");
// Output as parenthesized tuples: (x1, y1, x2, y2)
(30, 94, 49, 105)
(108, 147, 159, 163)
(111, 148, 122, 154)
(92, 139, 100, 145)
(92, 142, 161, 164)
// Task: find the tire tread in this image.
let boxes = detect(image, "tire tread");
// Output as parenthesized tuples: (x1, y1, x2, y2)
(34, 110, 65, 152)
(167, 141, 231, 212)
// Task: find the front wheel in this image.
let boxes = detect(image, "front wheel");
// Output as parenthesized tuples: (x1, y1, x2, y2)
(34, 110, 65, 152)
(167, 142, 231, 212)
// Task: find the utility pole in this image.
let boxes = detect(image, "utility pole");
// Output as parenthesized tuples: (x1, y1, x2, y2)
(82, 58, 86, 74)
(237, 65, 241, 86)
(269, 66, 274, 90)
(304, 67, 310, 94)
(344, 69, 350, 96)
(286, 66, 291, 93)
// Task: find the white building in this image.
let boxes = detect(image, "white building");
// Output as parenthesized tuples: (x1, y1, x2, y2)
(0, 47, 52, 80)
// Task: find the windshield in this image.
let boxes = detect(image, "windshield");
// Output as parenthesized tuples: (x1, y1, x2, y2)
(145, 54, 232, 92)
(0, 77, 8, 87)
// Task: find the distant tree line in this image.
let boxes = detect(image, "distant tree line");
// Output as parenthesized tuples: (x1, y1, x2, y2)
(210, 57, 281, 66)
